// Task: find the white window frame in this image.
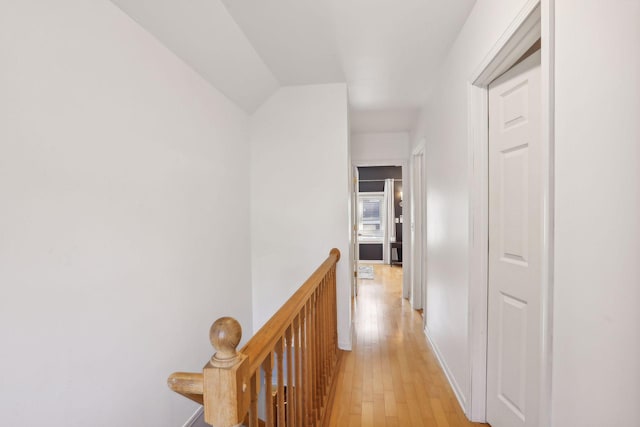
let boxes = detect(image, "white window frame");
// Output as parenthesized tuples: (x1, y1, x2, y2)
(357, 192, 385, 243)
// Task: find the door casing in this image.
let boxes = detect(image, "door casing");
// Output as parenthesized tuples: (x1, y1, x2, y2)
(351, 165, 359, 298)
(466, 0, 554, 424)
(410, 143, 426, 313)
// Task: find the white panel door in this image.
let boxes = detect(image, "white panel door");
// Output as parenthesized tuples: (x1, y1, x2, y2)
(487, 50, 542, 427)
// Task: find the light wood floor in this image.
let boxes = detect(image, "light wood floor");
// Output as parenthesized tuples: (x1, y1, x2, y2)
(326, 264, 489, 427)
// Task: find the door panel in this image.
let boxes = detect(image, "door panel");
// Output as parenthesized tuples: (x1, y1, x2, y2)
(487, 50, 541, 427)
(500, 144, 529, 265)
(497, 293, 527, 421)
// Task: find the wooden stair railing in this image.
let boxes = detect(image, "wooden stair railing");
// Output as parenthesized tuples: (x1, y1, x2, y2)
(168, 248, 341, 427)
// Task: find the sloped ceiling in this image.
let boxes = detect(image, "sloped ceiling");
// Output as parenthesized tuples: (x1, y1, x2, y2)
(221, 0, 345, 86)
(110, 0, 279, 112)
(111, 0, 476, 131)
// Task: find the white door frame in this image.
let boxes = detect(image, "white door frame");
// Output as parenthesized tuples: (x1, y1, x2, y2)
(466, 0, 554, 423)
(410, 142, 426, 312)
(351, 159, 410, 300)
(351, 165, 359, 298)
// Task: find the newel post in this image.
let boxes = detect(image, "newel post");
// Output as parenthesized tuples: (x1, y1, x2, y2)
(203, 317, 250, 427)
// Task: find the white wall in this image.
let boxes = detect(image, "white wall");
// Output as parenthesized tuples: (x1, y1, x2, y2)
(351, 132, 410, 163)
(409, 0, 530, 408)
(250, 84, 351, 349)
(0, 2, 253, 426)
(553, 1, 640, 425)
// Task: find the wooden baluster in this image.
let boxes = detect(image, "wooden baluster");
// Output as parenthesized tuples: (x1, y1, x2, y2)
(314, 294, 320, 424)
(308, 297, 314, 426)
(302, 303, 309, 427)
(285, 326, 294, 426)
(295, 314, 303, 427)
(319, 286, 325, 415)
(327, 270, 332, 368)
(276, 338, 285, 427)
(335, 267, 339, 352)
(305, 301, 313, 426)
(302, 303, 311, 426)
(327, 273, 332, 385)
(248, 372, 260, 427)
(325, 271, 334, 401)
(316, 289, 323, 414)
(322, 277, 328, 400)
(301, 308, 308, 427)
(328, 268, 333, 359)
(329, 249, 340, 371)
(328, 272, 333, 384)
(312, 291, 320, 425)
(319, 289, 325, 416)
(263, 353, 274, 427)
(331, 265, 337, 364)
(324, 272, 331, 408)
(318, 283, 325, 405)
(332, 271, 336, 358)
(316, 283, 323, 408)
(325, 277, 330, 400)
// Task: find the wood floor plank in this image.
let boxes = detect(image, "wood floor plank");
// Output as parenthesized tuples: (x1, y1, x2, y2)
(326, 264, 489, 427)
(385, 416, 399, 427)
(383, 391, 397, 417)
(362, 401, 374, 426)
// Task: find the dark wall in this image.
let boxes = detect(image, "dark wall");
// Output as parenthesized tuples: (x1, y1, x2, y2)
(359, 181, 385, 192)
(359, 244, 383, 261)
(358, 166, 402, 180)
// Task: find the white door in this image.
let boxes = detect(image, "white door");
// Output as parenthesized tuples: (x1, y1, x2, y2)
(487, 50, 542, 427)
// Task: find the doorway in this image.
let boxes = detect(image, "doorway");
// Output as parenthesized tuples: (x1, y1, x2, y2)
(351, 164, 407, 299)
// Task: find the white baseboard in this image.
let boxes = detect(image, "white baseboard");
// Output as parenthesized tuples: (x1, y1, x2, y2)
(182, 407, 205, 427)
(339, 321, 354, 351)
(359, 260, 384, 264)
(424, 326, 468, 414)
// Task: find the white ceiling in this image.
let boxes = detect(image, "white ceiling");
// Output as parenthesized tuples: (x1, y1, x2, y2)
(111, 0, 476, 132)
(221, 0, 345, 86)
(350, 108, 420, 134)
(110, 0, 279, 112)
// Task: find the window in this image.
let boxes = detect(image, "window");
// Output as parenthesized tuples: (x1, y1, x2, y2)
(358, 193, 385, 241)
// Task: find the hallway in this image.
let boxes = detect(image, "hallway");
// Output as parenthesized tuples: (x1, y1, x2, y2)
(327, 265, 488, 427)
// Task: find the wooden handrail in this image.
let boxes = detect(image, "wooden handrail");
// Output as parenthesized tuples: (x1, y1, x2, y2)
(167, 372, 204, 404)
(167, 248, 341, 427)
(241, 248, 340, 374)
